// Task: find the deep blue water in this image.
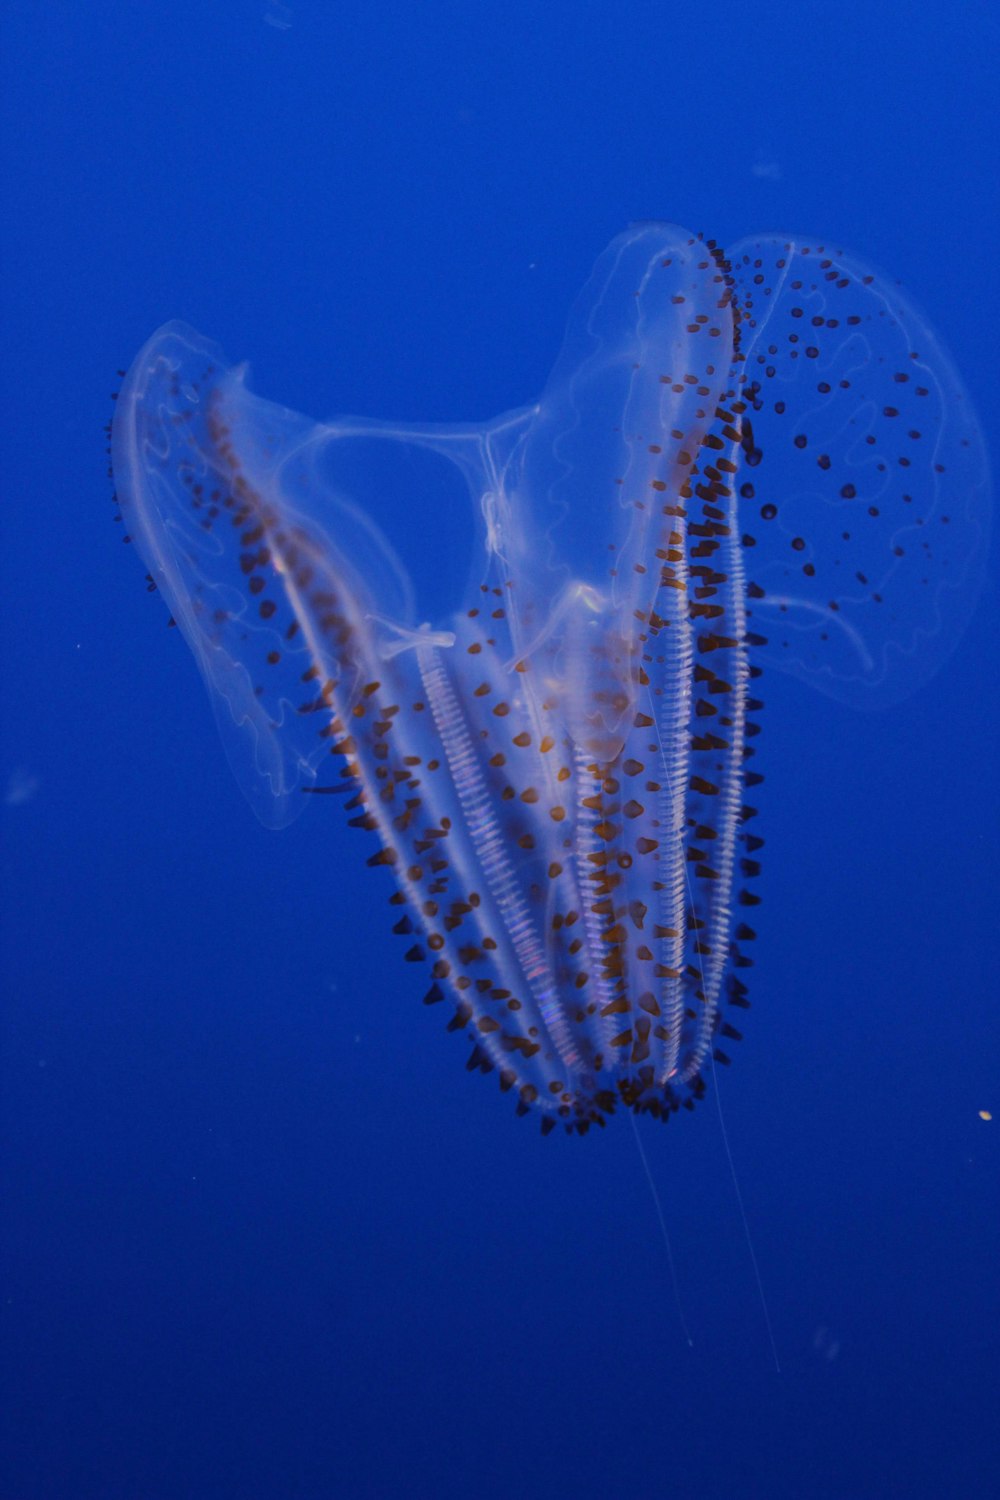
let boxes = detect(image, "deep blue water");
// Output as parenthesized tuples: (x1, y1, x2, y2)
(2, 3, 998, 1497)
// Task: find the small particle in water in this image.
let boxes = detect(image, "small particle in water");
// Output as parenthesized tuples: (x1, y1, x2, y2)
(5, 768, 40, 807)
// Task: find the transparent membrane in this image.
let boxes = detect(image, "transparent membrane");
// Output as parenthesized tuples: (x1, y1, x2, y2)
(726, 234, 991, 705)
(114, 228, 990, 818)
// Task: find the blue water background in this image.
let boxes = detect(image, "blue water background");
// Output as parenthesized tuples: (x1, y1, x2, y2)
(2, 3, 997, 1496)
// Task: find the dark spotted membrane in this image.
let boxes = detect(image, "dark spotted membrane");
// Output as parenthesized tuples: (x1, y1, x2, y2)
(111, 224, 990, 1134)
